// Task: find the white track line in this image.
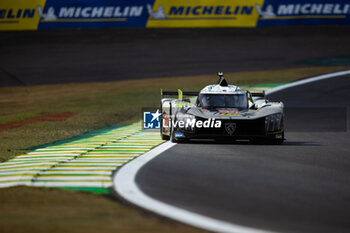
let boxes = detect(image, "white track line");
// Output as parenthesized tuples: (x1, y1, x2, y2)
(114, 142, 274, 233)
(113, 70, 350, 233)
(266, 70, 350, 95)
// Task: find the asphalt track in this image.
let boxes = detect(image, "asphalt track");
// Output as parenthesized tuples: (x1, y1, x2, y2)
(136, 75, 350, 233)
(1, 26, 350, 86)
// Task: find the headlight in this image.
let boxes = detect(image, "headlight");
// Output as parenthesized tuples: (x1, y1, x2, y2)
(265, 113, 282, 132)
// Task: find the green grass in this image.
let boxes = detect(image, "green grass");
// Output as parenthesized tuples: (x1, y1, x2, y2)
(0, 187, 206, 233)
(0, 66, 349, 233)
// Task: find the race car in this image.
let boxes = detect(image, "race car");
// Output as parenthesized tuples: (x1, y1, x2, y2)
(160, 72, 285, 144)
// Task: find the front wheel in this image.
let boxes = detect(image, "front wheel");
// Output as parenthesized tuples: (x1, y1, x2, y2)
(251, 132, 284, 145)
(170, 125, 175, 143)
(265, 132, 285, 145)
(170, 126, 178, 143)
(266, 138, 284, 145)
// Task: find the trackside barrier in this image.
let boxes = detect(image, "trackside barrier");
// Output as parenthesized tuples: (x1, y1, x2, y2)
(1, 0, 350, 30)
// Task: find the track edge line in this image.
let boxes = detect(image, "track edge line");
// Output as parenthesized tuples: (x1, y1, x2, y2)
(113, 142, 275, 233)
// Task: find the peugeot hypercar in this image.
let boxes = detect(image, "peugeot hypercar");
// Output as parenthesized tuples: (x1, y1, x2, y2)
(160, 72, 285, 144)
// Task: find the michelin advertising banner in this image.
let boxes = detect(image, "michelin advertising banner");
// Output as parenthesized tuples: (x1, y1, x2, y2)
(257, 0, 350, 26)
(1, 0, 350, 30)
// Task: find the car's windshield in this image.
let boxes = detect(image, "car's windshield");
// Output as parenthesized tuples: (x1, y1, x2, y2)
(198, 94, 248, 109)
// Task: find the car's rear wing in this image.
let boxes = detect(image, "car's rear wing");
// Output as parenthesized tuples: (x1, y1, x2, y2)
(161, 89, 199, 101)
(249, 90, 266, 98)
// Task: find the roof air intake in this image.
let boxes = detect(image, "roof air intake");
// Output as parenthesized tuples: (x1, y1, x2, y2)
(217, 72, 228, 87)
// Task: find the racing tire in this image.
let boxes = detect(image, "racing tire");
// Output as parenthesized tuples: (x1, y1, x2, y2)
(175, 138, 190, 143)
(264, 132, 285, 145)
(170, 126, 176, 143)
(161, 134, 170, 140)
(250, 133, 284, 145)
(160, 112, 170, 140)
(264, 138, 284, 145)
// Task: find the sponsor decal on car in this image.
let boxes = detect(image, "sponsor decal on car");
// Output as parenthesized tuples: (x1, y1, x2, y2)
(218, 110, 240, 117)
(224, 122, 236, 136)
(175, 132, 185, 138)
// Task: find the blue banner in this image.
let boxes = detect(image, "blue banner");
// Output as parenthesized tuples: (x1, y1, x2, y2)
(2, 0, 350, 30)
(38, 0, 154, 29)
(256, 0, 350, 26)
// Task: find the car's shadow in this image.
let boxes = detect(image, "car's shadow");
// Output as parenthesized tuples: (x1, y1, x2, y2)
(177, 139, 321, 146)
(281, 141, 322, 146)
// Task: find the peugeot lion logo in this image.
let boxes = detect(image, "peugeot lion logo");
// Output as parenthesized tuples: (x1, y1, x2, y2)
(225, 122, 236, 136)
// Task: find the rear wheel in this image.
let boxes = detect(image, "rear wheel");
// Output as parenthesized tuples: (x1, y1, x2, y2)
(160, 112, 170, 140)
(161, 134, 170, 140)
(170, 127, 177, 143)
